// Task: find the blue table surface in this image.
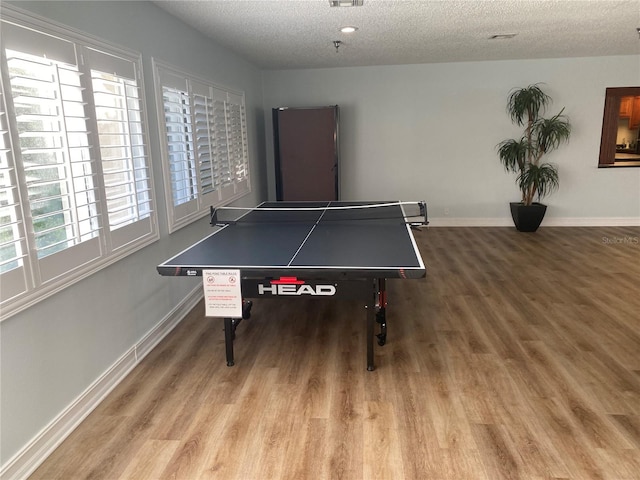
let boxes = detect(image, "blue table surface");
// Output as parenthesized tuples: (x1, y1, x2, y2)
(157, 201, 425, 278)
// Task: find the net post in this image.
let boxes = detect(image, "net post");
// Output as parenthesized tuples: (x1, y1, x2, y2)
(210, 206, 217, 226)
(419, 201, 429, 225)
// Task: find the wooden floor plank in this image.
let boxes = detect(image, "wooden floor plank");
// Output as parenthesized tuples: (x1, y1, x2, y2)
(29, 226, 640, 479)
(118, 439, 180, 480)
(363, 401, 405, 480)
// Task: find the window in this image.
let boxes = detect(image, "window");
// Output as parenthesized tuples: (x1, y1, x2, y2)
(154, 61, 250, 232)
(598, 86, 640, 168)
(0, 10, 157, 319)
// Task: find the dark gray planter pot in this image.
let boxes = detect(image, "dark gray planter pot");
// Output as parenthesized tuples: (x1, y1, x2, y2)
(510, 202, 547, 232)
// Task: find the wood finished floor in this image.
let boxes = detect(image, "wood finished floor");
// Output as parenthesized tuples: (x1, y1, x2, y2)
(31, 227, 640, 480)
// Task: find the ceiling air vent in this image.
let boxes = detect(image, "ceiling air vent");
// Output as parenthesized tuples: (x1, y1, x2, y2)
(488, 34, 518, 40)
(330, 0, 363, 6)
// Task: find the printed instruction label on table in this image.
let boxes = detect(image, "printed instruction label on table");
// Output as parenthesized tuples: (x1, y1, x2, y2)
(203, 269, 242, 318)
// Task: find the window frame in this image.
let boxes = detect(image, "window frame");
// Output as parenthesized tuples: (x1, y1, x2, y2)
(598, 86, 640, 168)
(0, 6, 158, 320)
(153, 59, 251, 233)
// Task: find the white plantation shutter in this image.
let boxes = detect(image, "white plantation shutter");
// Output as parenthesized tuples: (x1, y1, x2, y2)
(0, 80, 32, 302)
(6, 47, 102, 283)
(0, 12, 157, 318)
(154, 61, 251, 232)
(193, 92, 214, 195)
(212, 87, 234, 200)
(191, 80, 218, 208)
(1, 21, 77, 66)
(227, 92, 250, 194)
(164, 87, 196, 206)
(87, 49, 154, 249)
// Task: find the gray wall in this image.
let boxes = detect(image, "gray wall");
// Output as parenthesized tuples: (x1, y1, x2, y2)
(263, 56, 640, 223)
(1, 1, 266, 465)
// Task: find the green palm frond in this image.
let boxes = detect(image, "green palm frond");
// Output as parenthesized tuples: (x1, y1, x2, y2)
(533, 109, 571, 155)
(506, 84, 551, 127)
(517, 163, 559, 205)
(497, 138, 528, 172)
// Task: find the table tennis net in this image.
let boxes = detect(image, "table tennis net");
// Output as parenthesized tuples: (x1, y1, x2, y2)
(210, 201, 428, 226)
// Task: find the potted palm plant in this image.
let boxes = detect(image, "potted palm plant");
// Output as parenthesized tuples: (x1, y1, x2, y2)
(498, 84, 571, 232)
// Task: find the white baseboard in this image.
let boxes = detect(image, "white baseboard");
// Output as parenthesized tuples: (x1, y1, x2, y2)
(428, 217, 640, 227)
(428, 217, 512, 227)
(0, 286, 203, 480)
(541, 217, 640, 227)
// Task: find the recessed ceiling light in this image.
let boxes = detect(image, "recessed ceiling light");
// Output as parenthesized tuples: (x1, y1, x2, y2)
(340, 26, 358, 33)
(488, 34, 518, 40)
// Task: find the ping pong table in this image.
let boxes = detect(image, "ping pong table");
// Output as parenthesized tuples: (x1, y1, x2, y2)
(157, 201, 427, 370)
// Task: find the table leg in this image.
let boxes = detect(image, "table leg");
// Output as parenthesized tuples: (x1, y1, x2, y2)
(224, 317, 235, 366)
(376, 278, 387, 346)
(366, 287, 376, 371)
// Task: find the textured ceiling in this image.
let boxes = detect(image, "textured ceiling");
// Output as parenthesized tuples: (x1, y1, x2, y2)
(154, 0, 640, 70)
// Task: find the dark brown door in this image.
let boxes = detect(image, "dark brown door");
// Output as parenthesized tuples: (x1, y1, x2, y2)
(273, 106, 338, 201)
